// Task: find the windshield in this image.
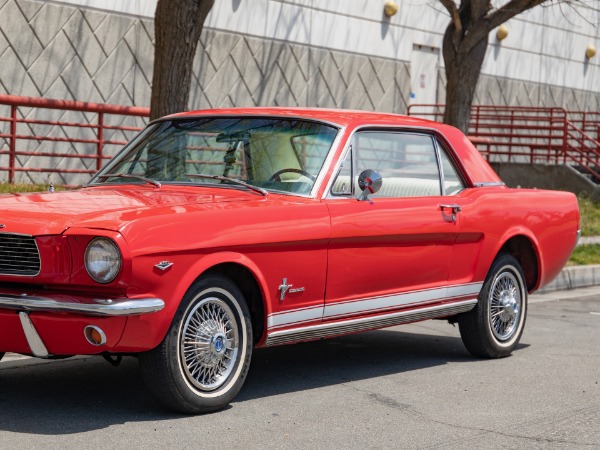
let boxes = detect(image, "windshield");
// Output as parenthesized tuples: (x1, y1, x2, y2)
(90, 117, 339, 195)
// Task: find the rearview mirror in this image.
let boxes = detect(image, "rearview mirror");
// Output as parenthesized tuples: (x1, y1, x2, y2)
(357, 170, 382, 202)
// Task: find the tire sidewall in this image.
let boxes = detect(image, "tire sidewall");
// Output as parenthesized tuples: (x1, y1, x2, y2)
(167, 275, 253, 410)
(481, 256, 528, 355)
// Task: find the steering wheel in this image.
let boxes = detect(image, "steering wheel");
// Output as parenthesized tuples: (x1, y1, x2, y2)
(268, 168, 316, 182)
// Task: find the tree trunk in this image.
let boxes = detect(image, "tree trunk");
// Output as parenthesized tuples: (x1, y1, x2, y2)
(439, 0, 549, 133)
(442, 25, 488, 134)
(150, 0, 215, 120)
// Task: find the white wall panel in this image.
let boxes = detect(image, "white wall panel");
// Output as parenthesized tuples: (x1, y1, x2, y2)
(498, 19, 544, 54)
(49, 0, 156, 17)
(310, 9, 409, 60)
(482, 46, 542, 84)
(45, 0, 600, 92)
(396, 3, 449, 34)
(540, 54, 567, 87)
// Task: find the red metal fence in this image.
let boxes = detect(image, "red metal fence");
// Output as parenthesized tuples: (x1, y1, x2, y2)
(0, 95, 149, 185)
(407, 104, 600, 182)
(1, 96, 599, 185)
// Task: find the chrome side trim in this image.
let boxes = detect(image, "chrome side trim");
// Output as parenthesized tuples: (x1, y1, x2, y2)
(0, 294, 165, 317)
(323, 283, 482, 320)
(473, 182, 505, 187)
(267, 282, 483, 331)
(268, 305, 323, 330)
(19, 312, 50, 358)
(447, 283, 482, 297)
(265, 299, 477, 346)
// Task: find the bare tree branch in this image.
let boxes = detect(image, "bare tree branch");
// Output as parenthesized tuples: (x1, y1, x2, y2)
(438, 0, 463, 34)
(486, 0, 548, 30)
(462, 0, 549, 52)
(438, 0, 584, 131)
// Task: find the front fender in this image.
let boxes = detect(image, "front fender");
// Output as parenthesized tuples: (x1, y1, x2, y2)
(115, 251, 271, 352)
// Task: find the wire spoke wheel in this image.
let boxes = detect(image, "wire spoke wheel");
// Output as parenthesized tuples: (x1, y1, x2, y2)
(140, 275, 252, 414)
(489, 272, 522, 341)
(458, 254, 528, 358)
(180, 297, 239, 391)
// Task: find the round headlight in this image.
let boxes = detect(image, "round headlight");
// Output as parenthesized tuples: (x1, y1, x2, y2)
(84, 237, 122, 284)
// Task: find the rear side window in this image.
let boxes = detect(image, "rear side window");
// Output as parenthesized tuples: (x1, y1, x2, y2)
(331, 130, 465, 198)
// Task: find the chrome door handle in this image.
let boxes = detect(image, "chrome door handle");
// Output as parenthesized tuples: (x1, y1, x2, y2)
(440, 204, 462, 214)
(440, 204, 461, 223)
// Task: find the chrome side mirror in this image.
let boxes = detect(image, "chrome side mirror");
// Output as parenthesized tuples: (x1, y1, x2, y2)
(357, 169, 382, 202)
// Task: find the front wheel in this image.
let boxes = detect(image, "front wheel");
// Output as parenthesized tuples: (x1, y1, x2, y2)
(140, 274, 253, 414)
(458, 254, 527, 358)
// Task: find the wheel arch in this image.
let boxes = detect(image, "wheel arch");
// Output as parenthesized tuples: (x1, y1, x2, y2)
(202, 262, 266, 345)
(497, 234, 540, 292)
(168, 252, 271, 346)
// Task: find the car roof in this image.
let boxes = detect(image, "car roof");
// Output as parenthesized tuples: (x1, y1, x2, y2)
(165, 107, 443, 129)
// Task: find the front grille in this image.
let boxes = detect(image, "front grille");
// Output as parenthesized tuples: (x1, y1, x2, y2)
(0, 233, 41, 276)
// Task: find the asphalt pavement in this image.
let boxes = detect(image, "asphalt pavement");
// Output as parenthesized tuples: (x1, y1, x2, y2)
(0, 287, 599, 449)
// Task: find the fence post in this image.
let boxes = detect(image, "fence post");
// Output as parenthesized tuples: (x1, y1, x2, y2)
(509, 110, 514, 163)
(546, 108, 560, 164)
(8, 105, 17, 183)
(96, 112, 104, 171)
(562, 110, 568, 165)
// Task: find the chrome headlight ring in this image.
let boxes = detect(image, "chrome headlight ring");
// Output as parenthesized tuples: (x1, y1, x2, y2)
(84, 237, 122, 284)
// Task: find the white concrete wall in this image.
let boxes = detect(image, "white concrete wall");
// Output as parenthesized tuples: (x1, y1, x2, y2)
(47, 0, 600, 92)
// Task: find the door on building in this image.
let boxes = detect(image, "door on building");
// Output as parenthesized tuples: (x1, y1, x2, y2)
(409, 44, 440, 119)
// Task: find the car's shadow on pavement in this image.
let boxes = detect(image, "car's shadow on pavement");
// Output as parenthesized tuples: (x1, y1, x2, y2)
(240, 328, 530, 401)
(0, 328, 529, 435)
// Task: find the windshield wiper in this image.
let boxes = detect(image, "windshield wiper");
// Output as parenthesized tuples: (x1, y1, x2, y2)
(185, 174, 268, 196)
(95, 173, 162, 188)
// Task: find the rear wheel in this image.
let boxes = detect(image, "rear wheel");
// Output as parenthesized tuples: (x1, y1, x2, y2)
(140, 274, 253, 414)
(459, 254, 527, 358)
(0, 352, 4, 362)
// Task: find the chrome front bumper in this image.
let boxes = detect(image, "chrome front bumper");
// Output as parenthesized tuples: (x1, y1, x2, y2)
(0, 294, 165, 317)
(0, 294, 165, 358)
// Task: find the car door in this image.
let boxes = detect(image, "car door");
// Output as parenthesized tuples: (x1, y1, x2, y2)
(323, 129, 474, 321)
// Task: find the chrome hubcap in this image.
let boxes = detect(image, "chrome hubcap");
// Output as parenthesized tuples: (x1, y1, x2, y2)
(180, 297, 238, 391)
(489, 271, 522, 341)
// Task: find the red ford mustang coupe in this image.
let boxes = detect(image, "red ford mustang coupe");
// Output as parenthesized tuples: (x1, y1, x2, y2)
(0, 108, 579, 413)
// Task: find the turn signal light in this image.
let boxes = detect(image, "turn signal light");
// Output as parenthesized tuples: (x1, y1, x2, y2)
(84, 325, 107, 346)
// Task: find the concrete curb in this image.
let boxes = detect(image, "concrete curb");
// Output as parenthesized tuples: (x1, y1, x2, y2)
(537, 264, 600, 293)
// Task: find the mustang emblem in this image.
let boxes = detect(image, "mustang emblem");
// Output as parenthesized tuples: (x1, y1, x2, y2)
(278, 278, 305, 301)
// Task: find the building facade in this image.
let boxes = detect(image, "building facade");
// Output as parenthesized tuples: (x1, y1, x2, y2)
(0, 0, 598, 183)
(1, 0, 599, 111)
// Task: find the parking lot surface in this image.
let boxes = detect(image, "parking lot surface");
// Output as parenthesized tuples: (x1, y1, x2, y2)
(0, 290, 599, 449)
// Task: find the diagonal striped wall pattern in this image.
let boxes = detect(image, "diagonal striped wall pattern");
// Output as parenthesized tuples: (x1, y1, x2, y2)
(0, 0, 599, 184)
(0, 0, 153, 184)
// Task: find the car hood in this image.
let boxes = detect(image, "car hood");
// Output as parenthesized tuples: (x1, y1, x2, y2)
(0, 186, 262, 236)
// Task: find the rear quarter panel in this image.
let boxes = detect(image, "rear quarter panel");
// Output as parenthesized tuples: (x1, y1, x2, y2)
(449, 187, 579, 291)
